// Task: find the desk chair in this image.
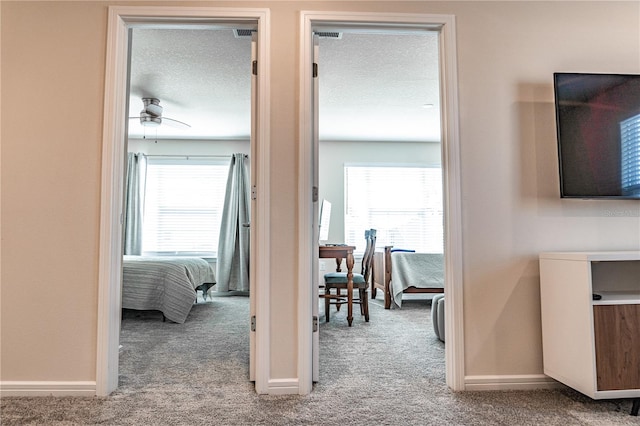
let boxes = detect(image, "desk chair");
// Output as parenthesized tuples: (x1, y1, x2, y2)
(323, 229, 376, 323)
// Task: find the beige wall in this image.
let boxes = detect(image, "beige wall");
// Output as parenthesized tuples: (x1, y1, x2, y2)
(2, 1, 639, 388)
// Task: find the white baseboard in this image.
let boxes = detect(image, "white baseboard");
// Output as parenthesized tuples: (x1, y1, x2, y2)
(465, 374, 562, 391)
(0, 381, 97, 397)
(267, 378, 300, 395)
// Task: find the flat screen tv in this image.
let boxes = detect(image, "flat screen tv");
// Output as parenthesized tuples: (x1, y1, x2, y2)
(554, 72, 640, 199)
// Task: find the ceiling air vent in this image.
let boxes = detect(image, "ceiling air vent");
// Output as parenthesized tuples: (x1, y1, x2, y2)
(233, 29, 256, 38)
(315, 31, 343, 39)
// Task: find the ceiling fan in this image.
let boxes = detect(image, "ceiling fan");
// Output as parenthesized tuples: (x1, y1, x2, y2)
(129, 98, 191, 129)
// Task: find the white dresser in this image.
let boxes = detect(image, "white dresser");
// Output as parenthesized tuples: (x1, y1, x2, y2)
(539, 251, 640, 400)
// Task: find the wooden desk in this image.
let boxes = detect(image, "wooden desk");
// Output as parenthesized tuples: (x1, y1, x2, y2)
(319, 245, 356, 326)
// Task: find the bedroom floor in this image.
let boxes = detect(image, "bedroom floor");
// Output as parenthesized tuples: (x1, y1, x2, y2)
(1, 294, 637, 425)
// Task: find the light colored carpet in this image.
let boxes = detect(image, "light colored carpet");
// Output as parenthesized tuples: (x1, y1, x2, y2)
(1, 295, 637, 425)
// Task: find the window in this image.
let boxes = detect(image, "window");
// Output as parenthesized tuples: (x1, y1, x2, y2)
(344, 164, 443, 253)
(142, 157, 229, 256)
(621, 113, 640, 196)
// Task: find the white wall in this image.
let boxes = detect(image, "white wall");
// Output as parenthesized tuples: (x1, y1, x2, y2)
(1, 1, 639, 393)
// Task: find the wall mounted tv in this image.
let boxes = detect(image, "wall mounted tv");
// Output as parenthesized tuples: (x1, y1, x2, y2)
(554, 72, 640, 199)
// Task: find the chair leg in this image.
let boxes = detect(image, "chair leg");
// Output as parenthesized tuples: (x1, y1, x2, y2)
(359, 289, 365, 315)
(325, 288, 331, 323)
(363, 290, 370, 322)
(335, 288, 342, 311)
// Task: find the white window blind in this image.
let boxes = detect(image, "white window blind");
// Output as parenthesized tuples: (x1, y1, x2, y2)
(344, 164, 443, 254)
(142, 157, 229, 256)
(621, 113, 640, 196)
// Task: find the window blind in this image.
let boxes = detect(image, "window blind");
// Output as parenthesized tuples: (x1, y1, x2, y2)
(344, 164, 443, 254)
(142, 158, 229, 256)
(621, 113, 640, 196)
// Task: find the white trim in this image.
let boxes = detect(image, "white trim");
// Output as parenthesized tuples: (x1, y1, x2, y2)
(297, 11, 316, 396)
(298, 11, 465, 395)
(266, 379, 300, 395)
(98, 6, 271, 397)
(437, 14, 466, 393)
(97, 7, 129, 397)
(252, 10, 272, 396)
(0, 381, 96, 397)
(464, 375, 562, 391)
(593, 389, 640, 400)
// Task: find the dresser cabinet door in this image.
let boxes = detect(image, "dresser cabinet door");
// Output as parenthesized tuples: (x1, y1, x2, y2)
(593, 304, 640, 391)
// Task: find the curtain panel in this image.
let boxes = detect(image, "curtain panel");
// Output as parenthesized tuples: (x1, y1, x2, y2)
(124, 153, 147, 255)
(216, 153, 250, 292)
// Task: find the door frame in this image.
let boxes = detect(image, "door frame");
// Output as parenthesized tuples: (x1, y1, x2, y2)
(97, 6, 271, 396)
(297, 11, 465, 394)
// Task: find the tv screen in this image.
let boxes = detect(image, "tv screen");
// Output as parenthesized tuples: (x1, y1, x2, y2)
(554, 72, 640, 199)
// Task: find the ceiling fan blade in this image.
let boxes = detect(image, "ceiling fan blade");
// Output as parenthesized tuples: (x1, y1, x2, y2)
(162, 117, 191, 129)
(130, 99, 190, 130)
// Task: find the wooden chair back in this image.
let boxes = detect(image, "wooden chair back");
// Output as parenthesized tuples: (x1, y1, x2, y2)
(361, 229, 377, 283)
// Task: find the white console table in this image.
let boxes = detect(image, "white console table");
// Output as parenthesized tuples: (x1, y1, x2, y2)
(539, 251, 640, 411)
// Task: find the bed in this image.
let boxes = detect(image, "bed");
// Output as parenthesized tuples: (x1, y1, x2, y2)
(372, 246, 444, 309)
(122, 255, 216, 323)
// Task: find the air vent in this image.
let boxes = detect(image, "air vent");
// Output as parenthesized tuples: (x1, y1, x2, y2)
(233, 29, 256, 38)
(315, 31, 343, 39)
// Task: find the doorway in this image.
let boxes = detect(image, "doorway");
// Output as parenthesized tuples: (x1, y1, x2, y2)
(121, 24, 253, 388)
(297, 12, 464, 393)
(97, 7, 271, 396)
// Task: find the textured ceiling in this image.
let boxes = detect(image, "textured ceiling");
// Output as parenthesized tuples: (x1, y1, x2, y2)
(128, 28, 252, 140)
(128, 28, 440, 142)
(318, 31, 440, 142)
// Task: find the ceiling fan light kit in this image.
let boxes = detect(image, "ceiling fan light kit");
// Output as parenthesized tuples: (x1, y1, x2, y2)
(139, 114, 162, 127)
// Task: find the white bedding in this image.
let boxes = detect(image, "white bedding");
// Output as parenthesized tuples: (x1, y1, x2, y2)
(390, 252, 444, 308)
(122, 256, 215, 323)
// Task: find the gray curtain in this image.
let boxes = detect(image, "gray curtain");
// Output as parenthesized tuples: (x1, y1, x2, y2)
(216, 153, 250, 292)
(124, 153, 147, 255)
